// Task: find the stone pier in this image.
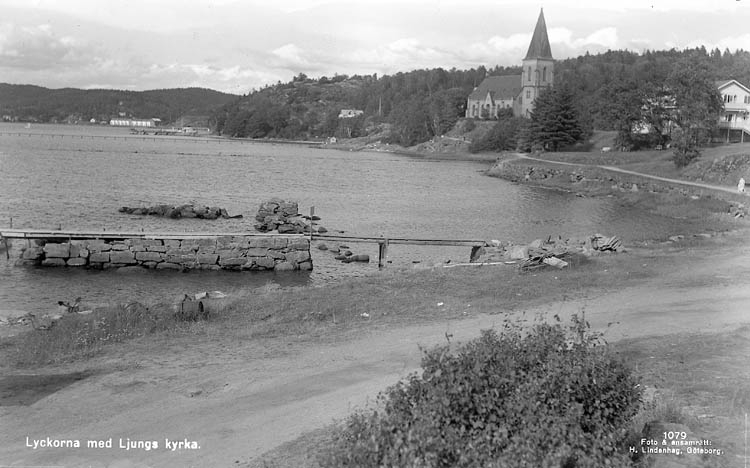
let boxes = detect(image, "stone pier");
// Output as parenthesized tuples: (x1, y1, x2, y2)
(11, 234, 312, 272)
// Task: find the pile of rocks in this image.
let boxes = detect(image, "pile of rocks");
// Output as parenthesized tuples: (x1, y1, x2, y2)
(254, 199, 310, 234)
(729, 202, 746, 218)
(317, 243, 370, 263)
(471, 233, 624, 268)
(119, 204, 241, 219)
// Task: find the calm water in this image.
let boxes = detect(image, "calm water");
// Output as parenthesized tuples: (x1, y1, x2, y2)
(0, 123, 693, 316)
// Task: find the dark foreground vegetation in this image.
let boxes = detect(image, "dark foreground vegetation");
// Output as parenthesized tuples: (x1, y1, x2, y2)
(320, 316, 643, 468)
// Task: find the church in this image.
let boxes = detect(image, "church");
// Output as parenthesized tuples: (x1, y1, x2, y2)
(465, 9, 554, 119)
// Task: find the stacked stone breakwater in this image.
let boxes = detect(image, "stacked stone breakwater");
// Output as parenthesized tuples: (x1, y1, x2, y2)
(12, 234, 312, 272)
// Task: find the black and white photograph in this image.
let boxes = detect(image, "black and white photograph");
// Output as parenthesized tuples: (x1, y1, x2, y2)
(0, 0, 748, 466)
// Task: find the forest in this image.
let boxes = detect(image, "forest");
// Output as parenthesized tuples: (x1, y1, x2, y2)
(0, 84, 237, 126)
(213, 47, 750, 147)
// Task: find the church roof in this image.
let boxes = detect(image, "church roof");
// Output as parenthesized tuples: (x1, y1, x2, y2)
(524, 9, 553, 60)
(468, 75, 522, 101)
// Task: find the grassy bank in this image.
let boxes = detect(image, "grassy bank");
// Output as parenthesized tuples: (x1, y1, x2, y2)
(2, 230, 748, 467)
(1, 245, 662, 368)
(1, 228, 744, 369)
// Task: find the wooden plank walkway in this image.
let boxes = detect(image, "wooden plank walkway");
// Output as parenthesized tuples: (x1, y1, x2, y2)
(0, 229, 307, 240)
(312, 233, 486, 247)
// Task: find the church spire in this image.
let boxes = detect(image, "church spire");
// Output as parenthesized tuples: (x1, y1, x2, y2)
(524, 9, 553, 60)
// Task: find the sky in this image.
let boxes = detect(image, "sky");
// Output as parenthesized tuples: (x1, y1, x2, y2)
(0, 0, 747, 95)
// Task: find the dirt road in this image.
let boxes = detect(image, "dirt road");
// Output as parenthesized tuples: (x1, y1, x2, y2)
(1, 233, 749, 467)
(517, 153, 743, 195)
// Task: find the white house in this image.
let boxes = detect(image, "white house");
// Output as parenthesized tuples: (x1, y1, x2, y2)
(466, 9, 554, 119)
(717, 79, 750, 142)
(109, 118, 158, 127)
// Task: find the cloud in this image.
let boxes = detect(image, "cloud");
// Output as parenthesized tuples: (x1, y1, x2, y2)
(684, 34, 750, 53)
(271, 43, 312, 68)
(0, 22, 94, 70)
(348, 38, 451, 73)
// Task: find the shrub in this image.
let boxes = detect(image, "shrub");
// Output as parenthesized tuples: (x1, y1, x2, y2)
(320, 316, 642, 468)
(469, 116, 524, 153)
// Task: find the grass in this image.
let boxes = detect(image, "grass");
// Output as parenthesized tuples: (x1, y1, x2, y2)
(0, 249, 651, 369)
(514, 142, 750, 184)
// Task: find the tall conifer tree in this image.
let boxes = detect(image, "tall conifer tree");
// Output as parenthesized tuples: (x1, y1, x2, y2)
(527, 86, 583, 151)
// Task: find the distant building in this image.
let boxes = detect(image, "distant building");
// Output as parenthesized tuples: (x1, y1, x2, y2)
(338, 109, 364, 118)
(109, 118, 158, 127)
(717, 79, 750, 142)
(466, 9, 554, 119)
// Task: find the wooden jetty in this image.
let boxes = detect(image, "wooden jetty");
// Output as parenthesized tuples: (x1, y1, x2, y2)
(312, 233, 487, 267)
(1, 229, 488, 267)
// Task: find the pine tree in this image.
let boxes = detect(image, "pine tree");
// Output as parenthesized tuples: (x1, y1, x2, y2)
(527, 86, 583, 151)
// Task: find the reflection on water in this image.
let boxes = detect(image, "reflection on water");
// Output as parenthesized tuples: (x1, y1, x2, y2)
(0, 123, 699, 315)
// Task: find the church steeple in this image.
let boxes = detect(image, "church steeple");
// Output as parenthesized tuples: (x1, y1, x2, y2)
(519, 9, 554, 117)
(524, 9, 553, 60)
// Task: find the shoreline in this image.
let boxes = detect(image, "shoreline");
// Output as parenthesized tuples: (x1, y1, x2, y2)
(3, 140, 750, 467)
(2, 226, 749, 467)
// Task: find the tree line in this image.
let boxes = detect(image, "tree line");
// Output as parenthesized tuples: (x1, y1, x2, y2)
(213, 47, 748, 163)
(0, 84, 237, 125)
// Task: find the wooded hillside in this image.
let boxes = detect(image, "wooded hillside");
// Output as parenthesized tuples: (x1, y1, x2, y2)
(213, 47, 750, 146)
(0, 84, 237, 126)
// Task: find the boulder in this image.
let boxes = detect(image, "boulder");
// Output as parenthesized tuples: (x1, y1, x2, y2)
(254, 199, 307, 233)
(135, 251, 164, 262)
(285, 251, 311, 264)
(89, 252, 110, 263)
(43, 243, 70, 258)
(528, 239, 543, 249)
(274, 262, 295, 272)
(22, 246, 44, 260)
(506, 245, 529, 260)
(254, 256, 276, 269)
(110, 251, 137, 264)
(42, 258, 66, 266)
(196, 253, 219, 265)
(342, 254, 369, 263)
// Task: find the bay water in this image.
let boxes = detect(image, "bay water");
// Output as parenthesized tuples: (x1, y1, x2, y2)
(0, 123, 690, 317)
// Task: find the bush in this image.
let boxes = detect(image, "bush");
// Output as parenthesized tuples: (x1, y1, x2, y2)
(320, 316, 642, 468)
(469, 116, 524, 153)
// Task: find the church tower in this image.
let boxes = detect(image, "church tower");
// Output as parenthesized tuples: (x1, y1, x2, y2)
(519, 9, 554, 117)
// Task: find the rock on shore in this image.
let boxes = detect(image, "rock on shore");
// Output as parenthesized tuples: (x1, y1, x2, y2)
(254, 198, 310, 234)
(118, 204, 242, 220)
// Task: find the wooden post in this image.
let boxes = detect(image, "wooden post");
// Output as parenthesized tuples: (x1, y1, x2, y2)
(378, 238, 389, 268)
(309, 206, 315, 243)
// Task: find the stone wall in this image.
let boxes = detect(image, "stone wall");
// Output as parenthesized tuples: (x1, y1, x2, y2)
(15, 235, 312, 272)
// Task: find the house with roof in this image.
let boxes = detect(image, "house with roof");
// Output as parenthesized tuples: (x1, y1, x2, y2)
(716, 79, 750, 142)
(466, 9, 554, 119)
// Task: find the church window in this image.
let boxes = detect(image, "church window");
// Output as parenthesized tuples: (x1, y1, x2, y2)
(526, 90, 531, 99)
(527, 67, 531, 81)
(542, 67, 546, 82)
